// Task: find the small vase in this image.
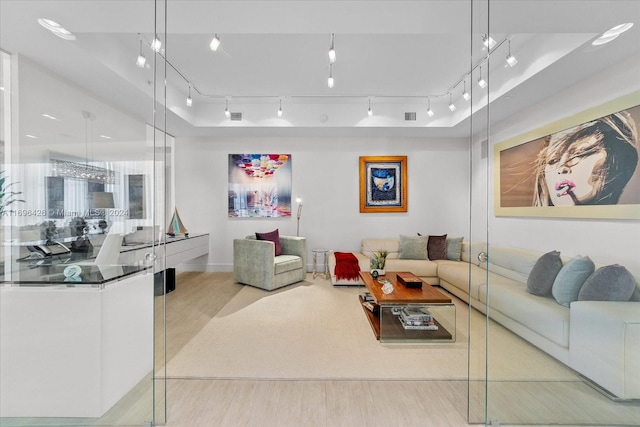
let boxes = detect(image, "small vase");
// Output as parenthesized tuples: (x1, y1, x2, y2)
(371, 268, 385, 277)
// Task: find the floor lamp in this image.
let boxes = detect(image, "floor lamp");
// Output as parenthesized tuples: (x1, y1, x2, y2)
(295, 196, 303, 237)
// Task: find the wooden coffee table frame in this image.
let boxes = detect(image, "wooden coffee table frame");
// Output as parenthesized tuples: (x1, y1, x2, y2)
(359, 271, 456, 343)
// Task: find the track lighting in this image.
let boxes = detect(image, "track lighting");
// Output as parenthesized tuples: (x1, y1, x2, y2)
(367, 98, 372, 117)
(225, 99, 231, 118)
(186, 86, 192, 107)
(210, 34, 221, 51)
(478, 66, 487, 88)
(506, 40, 518, 67)
(329, 33, 336, 63)
(277, 99, 283, 117)
(462, 81, 470, 101)
(136, 39, 147, 68)
(151, 36, 162, 52)
(482, 34, 496, 50)
(427, 99, 434, 117)
(448, 93, 456, 112)
(328, 64, 334, 88)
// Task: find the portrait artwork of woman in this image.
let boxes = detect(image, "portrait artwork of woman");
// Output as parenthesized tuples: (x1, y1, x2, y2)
(533, 111, 639, 206)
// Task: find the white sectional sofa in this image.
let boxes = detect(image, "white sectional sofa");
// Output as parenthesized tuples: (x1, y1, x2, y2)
(328, 238, 640, 400)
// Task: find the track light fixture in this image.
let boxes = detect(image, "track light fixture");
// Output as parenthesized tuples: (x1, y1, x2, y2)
(210, 34, 221, 51)
(478, 66, 487, 88)
(186, 86, 192, 107)
(427, 99, 434, 117)
(482, 34, 496, 50)
(225, 99, 231, 118)
(448, 93, 456, 112)
(136, 39, 147, 68)
(277, 99, 283, 117)
(506, 40, 518, 67)
(462, 80, 470, 101)
(592, 22, 633, 46)
(151, 36, 162, 52)
(367, 98, 372, 117)
(329, 33, 336, 63)
(328, 64, 334, 88)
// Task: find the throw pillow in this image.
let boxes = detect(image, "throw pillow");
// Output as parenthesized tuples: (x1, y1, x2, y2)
(526, 250, 563, 296)
(398, 235, 428, 260)
(255, 229, 282, 256)
(446, 237, 464, 261)
(427, 234, 448, 260)
(578, 264, 637, 302)
(551, 256, 595, 307)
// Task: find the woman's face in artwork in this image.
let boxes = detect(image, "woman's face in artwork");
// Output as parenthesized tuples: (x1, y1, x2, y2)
(544, 134, 607, 206)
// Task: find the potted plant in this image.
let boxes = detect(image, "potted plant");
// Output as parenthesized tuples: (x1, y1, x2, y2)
(370, 250, 388, 277)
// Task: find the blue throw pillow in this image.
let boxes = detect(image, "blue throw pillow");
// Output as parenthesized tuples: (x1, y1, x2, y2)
(446, 237, 464, 261)
(551, 256, 595, 307)
(526, 250, 563, 296)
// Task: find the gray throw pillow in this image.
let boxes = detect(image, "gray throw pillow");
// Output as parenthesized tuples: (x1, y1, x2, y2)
(446, 237, 464, 261)
(398, 235, 428, 260)
(551, 256, 595, 307)
(526, 250, 563, 296)
(578, 265, 637, 302)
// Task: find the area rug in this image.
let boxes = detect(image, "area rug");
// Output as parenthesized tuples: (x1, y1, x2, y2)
(165, 275, 578, 382)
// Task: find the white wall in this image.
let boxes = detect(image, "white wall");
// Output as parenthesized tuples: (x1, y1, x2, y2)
(485, 57, 640, 270)
(174, 136, 470, 272)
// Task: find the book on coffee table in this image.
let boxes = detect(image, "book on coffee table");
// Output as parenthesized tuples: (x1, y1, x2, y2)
(396, 272, 423, 288)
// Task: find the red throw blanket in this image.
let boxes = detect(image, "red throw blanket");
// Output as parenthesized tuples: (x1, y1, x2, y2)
(334, 252, 361, 280)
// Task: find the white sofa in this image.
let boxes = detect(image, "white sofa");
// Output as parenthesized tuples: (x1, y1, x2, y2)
(328, 238, 640, 400)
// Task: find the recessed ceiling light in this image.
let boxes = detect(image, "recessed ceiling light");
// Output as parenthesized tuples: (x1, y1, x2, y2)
(603, 22, 634, 37)
(0, 87, 5, 91)
(25, 134, 37, 139)
(42, 113, 57, 120)
(99, 135, 112, 139)
(37, 18, 76, 41)
(593, 22, 634, 45)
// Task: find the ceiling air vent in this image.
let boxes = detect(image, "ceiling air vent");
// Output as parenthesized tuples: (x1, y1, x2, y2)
(404, 112, 417, 121)
(230, 112, 243, 121)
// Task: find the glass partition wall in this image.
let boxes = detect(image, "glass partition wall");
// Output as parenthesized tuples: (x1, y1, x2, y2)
(480, 1, 640, 425)
(0, 1, 168, 425)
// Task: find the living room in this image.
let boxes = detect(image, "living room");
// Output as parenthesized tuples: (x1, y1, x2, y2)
(1, 1, 640, 426)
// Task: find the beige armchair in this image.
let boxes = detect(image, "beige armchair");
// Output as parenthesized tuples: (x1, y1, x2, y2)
(233, 235, 307, 291)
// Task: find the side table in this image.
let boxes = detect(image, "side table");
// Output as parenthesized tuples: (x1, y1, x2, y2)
(312, 248, 331, 279)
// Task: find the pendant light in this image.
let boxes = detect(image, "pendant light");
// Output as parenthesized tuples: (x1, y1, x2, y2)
(427, 99, 434, 117)
(136, 39, 146, 68)
(277, 99, 283, 117)
(367, 98, 372, 117)
(224, 99, 231, 118)
(328, 33, 336, 63)
(186, 86, 193, 107)
(478, 66, 487, 88)
(210, 34, 221, 51)
(448, 93, 456, 112)
(462, 81, 470, 101)
(328, 64, 334, 88)
(506, 40, 518, 67)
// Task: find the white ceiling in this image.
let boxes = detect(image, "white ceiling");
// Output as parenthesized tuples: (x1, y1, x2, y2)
(1, 0, 639, 146)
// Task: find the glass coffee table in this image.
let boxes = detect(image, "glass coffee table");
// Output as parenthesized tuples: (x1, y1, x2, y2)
(358, 271, 456, 343)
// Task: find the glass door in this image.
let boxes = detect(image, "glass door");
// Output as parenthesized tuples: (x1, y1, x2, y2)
(0, 1, 167, 425)
(482, 1, 640, 425)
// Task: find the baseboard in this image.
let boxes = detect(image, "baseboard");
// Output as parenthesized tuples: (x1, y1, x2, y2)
(578, 374, 635, 402)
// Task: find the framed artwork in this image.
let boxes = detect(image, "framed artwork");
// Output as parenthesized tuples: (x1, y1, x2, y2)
(494, 93, 640, 219)
(228, 154, 292, 218)
(359, 155, 407, 213)
(128, 174, 145, 219)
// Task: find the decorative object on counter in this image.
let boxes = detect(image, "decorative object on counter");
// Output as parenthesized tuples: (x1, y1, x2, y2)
(167, 208, 189, 237)
(396, 271, 423, 288)
(40, 220, 58, 244)
(63, 264, 82, 282)
(370, 249, 388, 276)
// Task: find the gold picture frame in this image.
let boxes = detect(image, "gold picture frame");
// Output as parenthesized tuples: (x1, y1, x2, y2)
(359, 156, 407, 213)
(494, 92, 640, 219)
